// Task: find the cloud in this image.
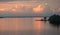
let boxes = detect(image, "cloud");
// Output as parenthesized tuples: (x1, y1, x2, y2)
(0, 0, 44, 2)
(33, 4, 45, 13)
(0, 0, 60, 16)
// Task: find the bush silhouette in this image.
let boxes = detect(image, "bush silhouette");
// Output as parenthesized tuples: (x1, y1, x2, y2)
(48, 14, 60, 24)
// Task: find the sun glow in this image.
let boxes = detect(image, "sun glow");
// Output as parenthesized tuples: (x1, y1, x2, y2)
(33, 4, 45, 13)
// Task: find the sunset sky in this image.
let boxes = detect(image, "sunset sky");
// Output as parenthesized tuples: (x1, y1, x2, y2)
(0, 0, 60, 32)
(0, 0, 60, 16)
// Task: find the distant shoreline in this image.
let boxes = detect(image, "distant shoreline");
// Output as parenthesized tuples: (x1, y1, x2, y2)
(0, 16, 49, 18)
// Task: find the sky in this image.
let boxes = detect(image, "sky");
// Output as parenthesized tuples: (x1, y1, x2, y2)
(0, 0, 60, 16)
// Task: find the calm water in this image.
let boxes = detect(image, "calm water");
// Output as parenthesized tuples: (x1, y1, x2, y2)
(0, 18, 60, 35)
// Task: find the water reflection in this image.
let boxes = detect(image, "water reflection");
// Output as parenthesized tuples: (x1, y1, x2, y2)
(0, 18, 60, 35)
(33, 18, 45, 35)
(35, 18, 60, 35)
(49, 21, 60, 29)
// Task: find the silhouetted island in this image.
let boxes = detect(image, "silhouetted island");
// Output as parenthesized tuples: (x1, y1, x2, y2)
(48, 14, 60, 28)
(48, 14, 60, 24)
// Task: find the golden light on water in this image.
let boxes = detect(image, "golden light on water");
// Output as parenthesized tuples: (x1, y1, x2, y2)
(33, 18, 44, 31)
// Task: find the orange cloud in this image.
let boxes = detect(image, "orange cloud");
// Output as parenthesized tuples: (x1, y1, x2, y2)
(0, 3, 21, 12)
(0, 3, 33, 13)
(0, 9, 5, 11)
(33, 4, 45, 13)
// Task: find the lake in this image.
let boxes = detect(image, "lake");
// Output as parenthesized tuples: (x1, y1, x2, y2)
(0, 18, 60, 35)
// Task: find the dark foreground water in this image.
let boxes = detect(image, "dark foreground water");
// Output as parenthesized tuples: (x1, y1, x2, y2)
(0, 18, 60, 35)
